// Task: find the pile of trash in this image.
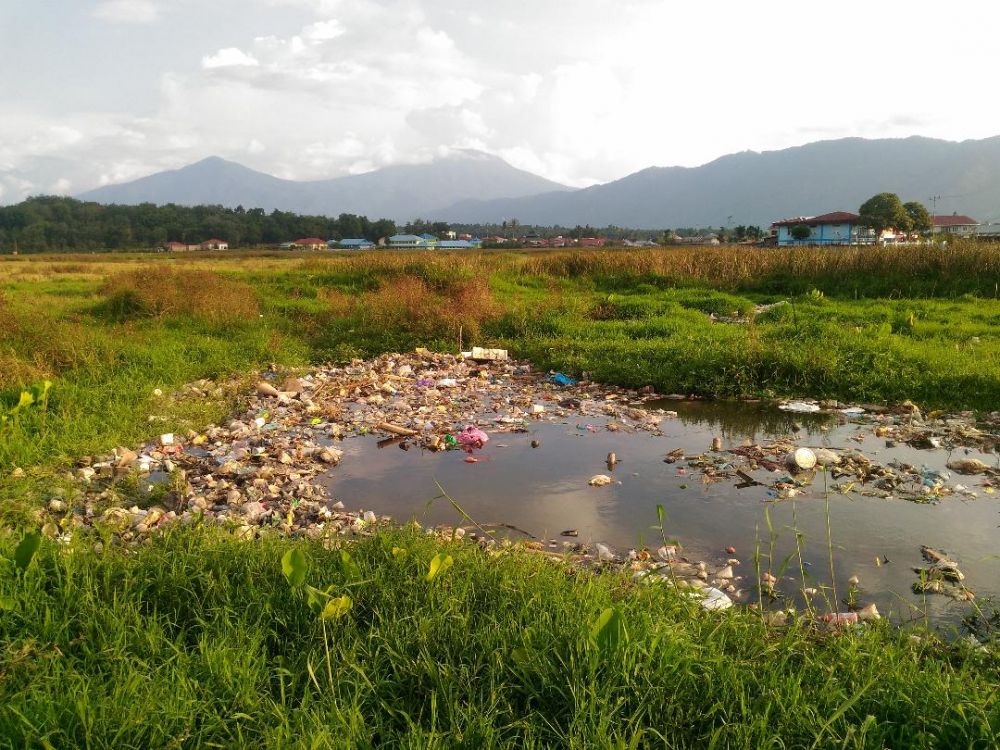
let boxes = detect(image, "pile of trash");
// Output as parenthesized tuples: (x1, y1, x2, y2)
(41, 350, 678, 548)
(658, 397, 998, 504)
(36, 350, 993, 628)
(912, 545, 975, 601)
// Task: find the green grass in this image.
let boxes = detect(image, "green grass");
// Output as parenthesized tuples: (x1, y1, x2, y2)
(2, 248, 1000, 746)
(2, 527, 998, 748)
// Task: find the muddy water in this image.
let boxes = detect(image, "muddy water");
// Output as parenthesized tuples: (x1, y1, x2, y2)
(328, 400, 999, 628)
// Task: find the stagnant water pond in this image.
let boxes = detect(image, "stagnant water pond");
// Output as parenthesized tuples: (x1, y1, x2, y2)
(328, 400, 999, 629)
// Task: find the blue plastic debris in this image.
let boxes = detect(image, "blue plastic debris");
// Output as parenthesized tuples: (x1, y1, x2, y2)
(548, 372, 577, 386)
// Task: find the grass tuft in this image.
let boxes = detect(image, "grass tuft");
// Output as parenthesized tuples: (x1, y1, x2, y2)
(98, 268, 260, 324)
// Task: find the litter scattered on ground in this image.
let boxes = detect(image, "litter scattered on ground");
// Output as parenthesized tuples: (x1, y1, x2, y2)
(35, 350, 998, 628)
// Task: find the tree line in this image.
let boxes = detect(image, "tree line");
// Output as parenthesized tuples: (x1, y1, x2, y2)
(0, 196, 398, 253)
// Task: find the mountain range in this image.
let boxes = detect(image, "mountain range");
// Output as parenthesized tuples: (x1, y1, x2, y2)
(79, 150, 570, 222)
(77, 136, 1000, 227)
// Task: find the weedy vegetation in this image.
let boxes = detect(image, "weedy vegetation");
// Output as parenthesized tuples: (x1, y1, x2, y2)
(1, 244, 999, 746)
(2, 528, 999, 747)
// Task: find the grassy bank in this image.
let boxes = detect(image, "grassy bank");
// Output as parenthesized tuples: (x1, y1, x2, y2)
(2, 527, 998, 748)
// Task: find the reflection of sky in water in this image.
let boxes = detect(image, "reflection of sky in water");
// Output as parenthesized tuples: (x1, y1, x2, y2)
(327, 402, 1000, 628)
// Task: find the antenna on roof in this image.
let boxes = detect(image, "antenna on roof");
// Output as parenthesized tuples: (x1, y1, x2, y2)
(928, 195, 941, 213)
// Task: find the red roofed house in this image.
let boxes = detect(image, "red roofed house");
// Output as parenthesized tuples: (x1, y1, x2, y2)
(771, 211, 877, 246)
(291, 237, 327, 250)
(199, 239, 229, 250)
(932, 213, 978, 237)
(165, 241, 193, 252)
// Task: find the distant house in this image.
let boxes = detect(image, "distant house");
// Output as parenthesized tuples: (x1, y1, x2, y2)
(932, 214, 978, 236)
(387, 234, 425, 248)
(199, 238, 229, 250)
(771, 212, 874, 246)
(673, 234, 719, 246)
(333, 238, 375, 250)
(437, 240, 473, 249)
(418, 233, 439, 247)
(523, 234, 548, 247)
(165, 241, 192, 252)
(292, 237, 326, 250)
(481, 236, 507, 245)
(577, 237, 607, 247)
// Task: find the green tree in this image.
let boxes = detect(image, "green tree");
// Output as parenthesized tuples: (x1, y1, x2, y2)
(859, 193, 910, 241)
(903, 201, 932, 233)
(790, 224, 812, 241)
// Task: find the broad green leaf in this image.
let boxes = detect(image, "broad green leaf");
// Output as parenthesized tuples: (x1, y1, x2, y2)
(590, 606, 627, 655)
(14, 391, 34, 412)
(426, 553, 454, 582)
(305, 585, 325, 612)
(339, 549, 361, 581)
(391, 547, 407, 559)
(320, 594, 353, 620)
(32, 380, 52, 404)
(0, 595, 14, 611)
(656, 503, 665, 527)
(281, 548, 308, 588)
(13, 532, 40, 571)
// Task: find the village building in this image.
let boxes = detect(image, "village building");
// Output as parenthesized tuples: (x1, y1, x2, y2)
(199, 238, 229, 250)
(387, 234, 426, 248)
(291, 237, 326, 250)
(333, 238, 375, 249)
(771, 212, 879, 246)
(932, 214, 979, 236)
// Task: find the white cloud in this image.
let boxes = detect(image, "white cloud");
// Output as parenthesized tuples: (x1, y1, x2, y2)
(202, 48, 260, 69)
(303, 19, 345, 41)
(92, 0, 161, 24)
(4, 0, 1000, 204)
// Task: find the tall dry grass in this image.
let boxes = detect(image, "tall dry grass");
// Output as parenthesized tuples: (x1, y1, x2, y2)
(334, 273, 499, 344)
(0, 291, 18, 336)
(295, 243, 1000, 296)
(519, 243, 1000, 289)
(100, 268, 260, 324)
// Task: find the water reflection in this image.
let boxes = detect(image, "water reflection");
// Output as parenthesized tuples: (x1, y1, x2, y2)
(326, 400, 999, 630)
(650, 398, 837, 441)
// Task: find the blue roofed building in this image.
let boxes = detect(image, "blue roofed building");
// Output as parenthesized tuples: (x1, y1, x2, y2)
(333, 238, 375, 250)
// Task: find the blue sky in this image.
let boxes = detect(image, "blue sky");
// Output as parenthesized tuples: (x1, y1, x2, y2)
(2, 0, 999, 203)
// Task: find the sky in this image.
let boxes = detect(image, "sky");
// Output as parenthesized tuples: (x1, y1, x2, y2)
(2, 0, 1000, 204)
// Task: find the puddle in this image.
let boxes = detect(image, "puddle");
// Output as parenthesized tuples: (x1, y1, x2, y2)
(328, 399, 1000, 628)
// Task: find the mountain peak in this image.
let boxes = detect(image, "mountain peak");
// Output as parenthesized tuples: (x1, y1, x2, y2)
(78, 151, 570, 220)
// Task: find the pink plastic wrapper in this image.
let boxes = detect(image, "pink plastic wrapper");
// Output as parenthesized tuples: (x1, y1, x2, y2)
(456, 425, 490, 448)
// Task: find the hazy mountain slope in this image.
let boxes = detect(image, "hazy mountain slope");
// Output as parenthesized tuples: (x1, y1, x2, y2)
(435, 136, 1000, 227)
(78, 151, 571, 221)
